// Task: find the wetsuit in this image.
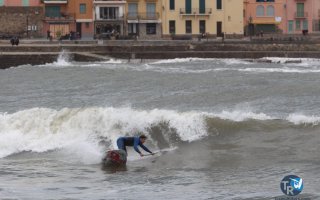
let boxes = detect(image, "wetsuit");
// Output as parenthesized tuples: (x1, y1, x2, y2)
(117, 137, 153, 154)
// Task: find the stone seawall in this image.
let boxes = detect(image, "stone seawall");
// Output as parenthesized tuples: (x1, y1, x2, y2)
(1, 42, 320, 69)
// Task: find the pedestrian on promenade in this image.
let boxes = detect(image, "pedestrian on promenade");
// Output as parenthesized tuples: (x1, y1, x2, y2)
(47, 30, 51, 40)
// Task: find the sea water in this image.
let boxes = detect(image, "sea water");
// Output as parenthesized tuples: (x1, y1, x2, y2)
(0, 55, 320, 199)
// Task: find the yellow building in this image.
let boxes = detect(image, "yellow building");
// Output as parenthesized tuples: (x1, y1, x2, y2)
(125, 0, 162, 39)
(161, 0, 243, 38)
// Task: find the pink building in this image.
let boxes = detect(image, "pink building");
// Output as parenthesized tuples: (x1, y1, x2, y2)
(0, 0, 41, 6)
(286, 0, 320, 33)
(244, 0, 320, 35)
(244, 0, 287, 35)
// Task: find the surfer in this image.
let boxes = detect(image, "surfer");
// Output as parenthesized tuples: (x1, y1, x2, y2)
(116, 135, 154, 157)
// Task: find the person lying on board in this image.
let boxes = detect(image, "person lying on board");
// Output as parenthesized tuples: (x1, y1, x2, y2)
(116, 134, 155, 157)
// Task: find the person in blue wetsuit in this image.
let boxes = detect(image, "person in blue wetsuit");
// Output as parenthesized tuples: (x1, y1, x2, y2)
(117, 134, 154, 157)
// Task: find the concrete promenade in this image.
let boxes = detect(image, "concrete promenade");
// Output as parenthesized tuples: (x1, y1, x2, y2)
(1, 38, 320, 69)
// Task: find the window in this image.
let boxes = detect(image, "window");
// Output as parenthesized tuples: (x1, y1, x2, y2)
(266, 5, 274, 16)
(170, 0, 175, 10)
(199, 20, 206, 33)
(288, 20, 293, 33)
(146, 23, 157, 34)
(45, 6, 61, 17)
(297, 3, 305, 18)
(303, 20, 308, 30)
(100, 7, 119, 19)
(186, 20, 192, 33)
(169, 20, 175, 34)
(217, 0, 222, 10)
(128, 3, 138, 18)
(256, 5, 264, 16)
(80, 4, 86, 14)
(296, 20, 301, 30)
(147, 3, 156, 18)
(128, 23, 137, 34)
(22, 0, 29, 6)
(185, 0, 192, 14)
(199, 0, 205, 14)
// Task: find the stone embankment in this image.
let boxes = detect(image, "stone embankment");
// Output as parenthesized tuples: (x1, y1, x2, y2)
(1, 40, 320, 69)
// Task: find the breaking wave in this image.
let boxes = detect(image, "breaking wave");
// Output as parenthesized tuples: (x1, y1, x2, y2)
(0, 107, 207, 160)
(52, 50, 72, 66)
(150, 58, 252, 65)
(1, 107, 320, 161)
(15, 55, 320, 75)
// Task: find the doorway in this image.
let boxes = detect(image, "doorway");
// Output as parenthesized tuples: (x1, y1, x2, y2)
(217, 21, 222, 37)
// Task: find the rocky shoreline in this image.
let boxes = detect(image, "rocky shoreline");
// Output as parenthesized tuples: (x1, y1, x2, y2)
(1, 40, 320, 69)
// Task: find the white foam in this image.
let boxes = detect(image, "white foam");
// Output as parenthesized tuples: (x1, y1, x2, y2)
(100, 59, 123, 64)
(137, 64, 214, 74)
(2, 106, 318, 161)
(287, 113, 320, 125)
(0, 107, 208, 160)
(238, 67, 320, 73)
(211, 110, 274, 122)
(150, 58, 211, 64)
(262, 57, 320, 64)
(52, 50, 72, 66)
(150, 58, 252, 66)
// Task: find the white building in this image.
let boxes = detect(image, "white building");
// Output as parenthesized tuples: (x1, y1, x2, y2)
(93, 0, 126, 38)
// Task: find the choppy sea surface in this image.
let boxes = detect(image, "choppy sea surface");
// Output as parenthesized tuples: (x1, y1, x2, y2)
(0, 54, 320, 200)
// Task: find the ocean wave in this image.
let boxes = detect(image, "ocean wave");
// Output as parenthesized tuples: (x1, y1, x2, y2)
(150, 58, 213, 64)
(237, 67, 320, 73)
(136, 64, 214, 74)
(150, 58, 252, 65)
(0, 107, 207, 159)
(1, 107, 320, 160)
(52, 50, 72, 66)
(286, 113, 320, 125)
(261, 57, 320, 64)
(210, 110, 274, 121)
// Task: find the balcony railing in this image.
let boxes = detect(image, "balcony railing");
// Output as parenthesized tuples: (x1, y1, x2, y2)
(44, 12, 75, 21)
(97, 15, 124, 21)
(295, 12, 308, 18)
(93, 0, 126, 4)
(42, 0, 68, 4)
(180, 8, 212, 15)
(127, 12, 160, 20)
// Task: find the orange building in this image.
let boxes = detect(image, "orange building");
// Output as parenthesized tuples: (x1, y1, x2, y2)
(69, 0, 94, 39)
(43, 0, 94, 39)
(244, 0, 286, 35)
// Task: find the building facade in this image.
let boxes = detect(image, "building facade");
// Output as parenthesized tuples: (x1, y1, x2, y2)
(69, 0, 94, 39)
(42, 0, 76, 39)
(0, 0, 40, 6)
(43, 0, 94, 39)
(162, 0, 243, 38)
(126, 0, 162, 39)
(0, 0, 44, 38)
(93, 0, 126, 39)
(244, 0, 320, 35)
(286, 0, 320, 34)
(244, 0, 286, 35)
